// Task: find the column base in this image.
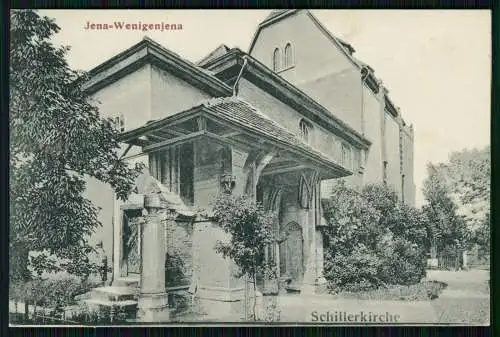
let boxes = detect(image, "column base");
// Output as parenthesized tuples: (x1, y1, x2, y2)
(196, 297, 245, 320)
(137, 292, 169, 322)
(300, 283, 316, 295)
(197, 286, 245, 302)
(263, 278, 279, 295)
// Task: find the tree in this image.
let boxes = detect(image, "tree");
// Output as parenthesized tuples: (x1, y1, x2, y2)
(446, 147, 490, 254)
(10, 10, 142, 282)
(212, 194, 277, 320)
(422, 163, 470, 268)
(422, 147, 490, 251)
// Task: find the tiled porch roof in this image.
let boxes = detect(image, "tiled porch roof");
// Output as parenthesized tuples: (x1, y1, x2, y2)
(120, 96, 351, 177)
(201, 97, 347, 173)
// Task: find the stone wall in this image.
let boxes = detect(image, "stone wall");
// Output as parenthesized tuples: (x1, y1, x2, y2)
(165, 220, 193, 288)
(151, 65, 212, 120)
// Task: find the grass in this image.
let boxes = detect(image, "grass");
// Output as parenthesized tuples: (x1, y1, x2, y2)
(432, 297, 490, 325)
(316, 281, 448, 301)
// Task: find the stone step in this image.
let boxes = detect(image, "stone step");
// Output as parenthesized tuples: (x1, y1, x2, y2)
(83, 298, 138, 321)
(113, 277, 140, 288)
(84, 298, 138, 307)
(91, 286, 138, 302)
(286, 284, 302, 293)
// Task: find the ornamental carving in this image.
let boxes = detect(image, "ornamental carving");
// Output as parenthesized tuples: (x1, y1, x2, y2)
(220, 174, 236, 194)
(298, 170, 320, 209)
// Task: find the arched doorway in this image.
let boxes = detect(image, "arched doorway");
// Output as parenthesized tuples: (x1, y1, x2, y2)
(279, 222, 303, 285)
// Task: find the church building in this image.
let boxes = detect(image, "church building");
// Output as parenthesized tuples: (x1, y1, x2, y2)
(82, 10, 415, 320)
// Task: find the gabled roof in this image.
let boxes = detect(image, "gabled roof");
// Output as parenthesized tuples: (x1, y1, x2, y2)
(196, 44, 231, 67)
(260, 9, 295, 26)
(249, 10, 356, 61)
(81, 37, 232, 97)
(203, 97, 344, 169)
(248, 10, 404, 120)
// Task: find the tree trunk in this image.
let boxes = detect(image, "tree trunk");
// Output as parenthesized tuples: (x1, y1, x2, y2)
(24, 302, 29, 321)
(10, 244, 30, 282)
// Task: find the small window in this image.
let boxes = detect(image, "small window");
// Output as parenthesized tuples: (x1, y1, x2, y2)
(299, 119, 313, 143)
(273, 48, 281, 72)
(383, 161, 388, 185)
(284, 43, 293, 68)
(113, 114, 125, 132)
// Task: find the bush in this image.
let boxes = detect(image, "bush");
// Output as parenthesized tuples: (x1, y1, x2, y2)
(165, 252, 186, 287)
(9, 275, 98, 308)
(71, 303, 129, 324)
(322, 181, 428, 292)
(317, 280, 447, 301)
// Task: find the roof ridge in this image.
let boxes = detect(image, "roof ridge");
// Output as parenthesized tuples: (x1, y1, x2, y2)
(202, 96, 279, 122)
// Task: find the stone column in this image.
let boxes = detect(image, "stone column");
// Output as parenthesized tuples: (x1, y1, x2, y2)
(315, 228, 327, 285)
(301, 188, 316, 294)
(136, 194, 169, 322)
(298, 170, 319, 295)
(112, 195, 124, 284)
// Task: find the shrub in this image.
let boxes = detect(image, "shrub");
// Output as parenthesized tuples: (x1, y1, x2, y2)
(322, 181, 428, 292)
(9, 275, 98, 308)
(165, 252, 186, 287)
(212, 194, 277, 321)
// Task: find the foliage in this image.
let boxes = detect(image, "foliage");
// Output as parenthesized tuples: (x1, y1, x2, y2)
(422, 147, 490, 255)
(9, 275, 98, 308)
(422, 164, 471, 253)
(72, 303, 129, 324)
(316, 280, 447, 301)
(213, 194, 276, 280)
(322, 181, 428, 292)
(165, 252, 186, 287)
(474, 213, 490, 257)
(10, 10, 143, 282)
(212, 194, 277, 320)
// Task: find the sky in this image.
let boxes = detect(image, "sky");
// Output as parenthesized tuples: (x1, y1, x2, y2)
(38, 9, 491, 207)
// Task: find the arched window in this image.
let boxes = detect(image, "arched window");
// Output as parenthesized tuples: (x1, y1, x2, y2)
(119, 114, 125, 132)
(113, 114, 125, 132)
(299, 119, 313, 143)
(284, 43, 293, 68)
(273, 48, 281, 72)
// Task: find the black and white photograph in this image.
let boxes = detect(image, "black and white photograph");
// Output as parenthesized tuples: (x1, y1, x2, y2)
(9, 9, 491, 325)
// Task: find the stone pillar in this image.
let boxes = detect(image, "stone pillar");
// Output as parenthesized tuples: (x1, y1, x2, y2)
(112, 195, 124, 284)
(302, 190, 316, 294)
(315, 228, 327, 284)
(136, 195, 169, 322)
(298, 170, 319, 294)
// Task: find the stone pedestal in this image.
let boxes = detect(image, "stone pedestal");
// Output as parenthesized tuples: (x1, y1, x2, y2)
(137, 293, 169, 322)
(136, 198, 170, 322)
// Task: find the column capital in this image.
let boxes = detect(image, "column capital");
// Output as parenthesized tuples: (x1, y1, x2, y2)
(298, 169, 320, 209)
(144, 194, 162, 209)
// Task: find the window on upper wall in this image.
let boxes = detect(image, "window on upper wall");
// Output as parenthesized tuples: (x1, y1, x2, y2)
(383, 161, 388, 185)
(113, 114, 125, 132)
(273, 48, 281, 72)
(299, 119, 313, 144)
(284, 43, 293, 68)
